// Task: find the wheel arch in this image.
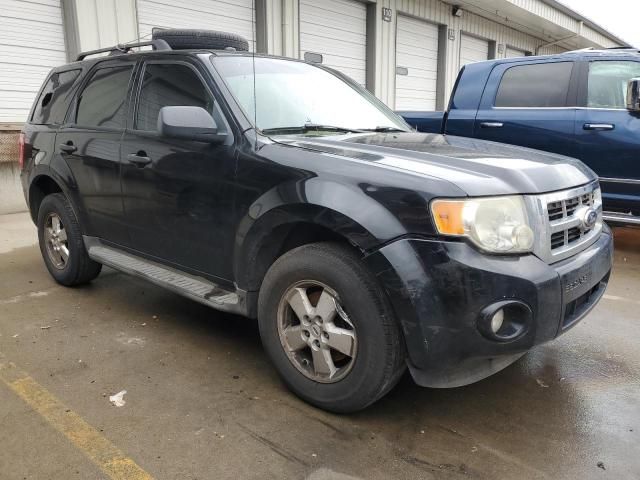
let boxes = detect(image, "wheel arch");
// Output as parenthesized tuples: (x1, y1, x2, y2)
(28, 174, 65, 223)
(235, 203, 380, 312)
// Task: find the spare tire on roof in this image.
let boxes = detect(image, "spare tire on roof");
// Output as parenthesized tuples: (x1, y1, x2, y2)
(152, 29, 250, 52)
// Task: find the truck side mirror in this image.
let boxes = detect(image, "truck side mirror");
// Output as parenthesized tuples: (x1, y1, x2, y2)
(157, 106, 227, 144)
(626, 78, 640, 112)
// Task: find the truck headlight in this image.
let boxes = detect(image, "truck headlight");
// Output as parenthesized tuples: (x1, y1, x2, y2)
(431, 196, 534, 253)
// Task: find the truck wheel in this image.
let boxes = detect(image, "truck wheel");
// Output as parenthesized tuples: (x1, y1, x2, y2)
(37, 193, 102, 286)
(258, 242, 406, 413)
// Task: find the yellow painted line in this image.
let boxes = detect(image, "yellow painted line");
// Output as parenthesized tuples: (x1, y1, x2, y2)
(0, 360, 153, 480)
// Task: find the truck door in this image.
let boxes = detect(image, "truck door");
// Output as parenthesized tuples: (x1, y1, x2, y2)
(119, 59, 237, 282)
(474, 61, 578, 158)
(56, 61, 134, 245)
(575, 59, 640, 217)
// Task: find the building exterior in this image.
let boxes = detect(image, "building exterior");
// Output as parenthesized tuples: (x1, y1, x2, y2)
(0, 0, 630, 212)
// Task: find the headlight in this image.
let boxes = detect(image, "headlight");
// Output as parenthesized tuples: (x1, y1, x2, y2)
(431, 196, 534, 253)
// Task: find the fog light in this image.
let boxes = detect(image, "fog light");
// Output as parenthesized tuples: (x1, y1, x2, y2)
(478, 300, 532, 342)
(490, 309, 504, 333)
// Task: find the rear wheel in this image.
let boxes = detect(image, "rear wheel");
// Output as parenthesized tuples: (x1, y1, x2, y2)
(258, 243, 406, 413)
(37, 193, 101, 286)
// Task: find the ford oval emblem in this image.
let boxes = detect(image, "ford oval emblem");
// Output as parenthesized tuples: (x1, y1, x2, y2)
(582, 208, 598, 229)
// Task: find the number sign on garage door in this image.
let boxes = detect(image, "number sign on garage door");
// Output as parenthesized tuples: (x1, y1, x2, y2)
(395, 15, 439, 111)
(137, 0, 255, 50)
(299, 0, 367, 86)
(459, 33, 489, 67)
(0, 0, 67, 122)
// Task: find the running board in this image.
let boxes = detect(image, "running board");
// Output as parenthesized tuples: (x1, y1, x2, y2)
(603, 212, 640, 226)
(84, 237, 246, 315)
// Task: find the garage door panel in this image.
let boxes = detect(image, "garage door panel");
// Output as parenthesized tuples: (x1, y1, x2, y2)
(506, 47, 527, 58)
(0, 20, 65, 50)
(395, 15, 439, 111)
(0, 0, 66, 122)
(299, 0, 367, 87)
(298, 24, 365, 47)
(300, 5, 366, 35)
(137, 0, 255, 49)
(396, 47, 439, 63)
(460, 34, 489, 67)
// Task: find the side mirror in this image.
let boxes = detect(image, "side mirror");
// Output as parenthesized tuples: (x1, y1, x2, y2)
(157, 106, 227, 143)
(626, 78, 640, 112)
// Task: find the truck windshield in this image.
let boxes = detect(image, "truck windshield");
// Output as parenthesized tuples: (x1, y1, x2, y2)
(211, 56, 408, 135)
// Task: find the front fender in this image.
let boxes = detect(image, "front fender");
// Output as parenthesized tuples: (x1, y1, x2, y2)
(234, 177, 408, 292)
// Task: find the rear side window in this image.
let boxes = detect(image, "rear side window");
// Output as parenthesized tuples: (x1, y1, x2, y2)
(136, 63, 214, 131)
(587, 61, 640, 109)
(76, 65, 133, 128)
(31, 70, 81, 125)
(495, 62, 573, 108)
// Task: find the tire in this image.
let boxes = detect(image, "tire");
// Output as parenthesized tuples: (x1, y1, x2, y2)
(152, 29, 250, 52)
(258, 242, 406, 413)
(37, 193, 102, 286)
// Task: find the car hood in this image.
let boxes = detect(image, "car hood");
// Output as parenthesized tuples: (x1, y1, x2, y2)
(274, 132, 596, 196)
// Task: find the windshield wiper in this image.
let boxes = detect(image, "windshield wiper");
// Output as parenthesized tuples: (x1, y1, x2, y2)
(359, 126, 406, 132)
(262, 123, 365, 135)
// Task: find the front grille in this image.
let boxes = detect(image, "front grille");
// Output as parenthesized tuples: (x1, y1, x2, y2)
(530, 181, 602, 264)
(545, 188, 597, 252)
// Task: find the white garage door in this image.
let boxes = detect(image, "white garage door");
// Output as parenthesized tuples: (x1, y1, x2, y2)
(299, 0, 367, 86)
(137, 0, 255, 50)
(459, 33, 489, 67)
(505, 46, 527, 58)
(395, 15, 439, 111)
(0, 0, 67, 123)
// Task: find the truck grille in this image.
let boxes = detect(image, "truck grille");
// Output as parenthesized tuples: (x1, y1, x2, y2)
(528, 181, 602, 264)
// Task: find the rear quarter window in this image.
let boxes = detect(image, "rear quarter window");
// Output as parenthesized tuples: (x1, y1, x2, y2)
(31, 69, 81, 125)
(495, 62, 574, 108)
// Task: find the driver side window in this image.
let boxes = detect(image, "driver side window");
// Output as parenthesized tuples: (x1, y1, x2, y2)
(136, 63, 224, 132)
(587, 61, 640, 109)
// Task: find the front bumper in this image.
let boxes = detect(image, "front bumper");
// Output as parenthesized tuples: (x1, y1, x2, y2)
(364, 226, 613, 388)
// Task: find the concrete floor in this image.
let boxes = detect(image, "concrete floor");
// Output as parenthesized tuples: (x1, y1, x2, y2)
(0, 212, 638, 480)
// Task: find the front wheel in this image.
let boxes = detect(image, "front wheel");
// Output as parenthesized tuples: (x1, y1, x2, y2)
(258, 243, 406, 413)
(37, 193, 102, 286)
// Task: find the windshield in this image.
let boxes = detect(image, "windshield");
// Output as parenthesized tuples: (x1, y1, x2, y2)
(211, 56, 409, 134)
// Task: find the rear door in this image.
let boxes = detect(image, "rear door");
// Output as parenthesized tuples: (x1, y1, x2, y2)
(120, 58, 237, 282)
(575, 59, 640, 215)
(56, 60, 135, 244)
(474, 60, 578, 157)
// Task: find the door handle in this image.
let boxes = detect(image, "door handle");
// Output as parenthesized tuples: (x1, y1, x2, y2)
(59, 143, 77, 154)
(583, 123, 614, 131)
(127, 152, 152, 167)
(479, 122, 504, 128)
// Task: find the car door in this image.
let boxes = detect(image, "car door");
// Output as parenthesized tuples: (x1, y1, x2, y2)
(575, 59, 640, 216)
(56, 60, 135, 245)
(474, 60, 578, 157)
(120, 58, 236, 282)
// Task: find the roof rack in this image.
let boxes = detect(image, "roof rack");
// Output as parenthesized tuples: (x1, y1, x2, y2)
(76, 39, 171, 61)
(562, 46, 640, 54)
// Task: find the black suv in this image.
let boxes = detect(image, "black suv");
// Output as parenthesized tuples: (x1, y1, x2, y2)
(20, 30, 613, 412)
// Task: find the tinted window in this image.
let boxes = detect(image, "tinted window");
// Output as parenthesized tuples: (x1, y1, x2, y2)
(588, 61, 640, 109)
(136, 63, 214, 131)
(31, 70, 81, 125)
(495, 62, 573, 107)
(76, 65, 132, 128)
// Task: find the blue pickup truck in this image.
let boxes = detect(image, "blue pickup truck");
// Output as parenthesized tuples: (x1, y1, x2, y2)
(400, 48, 640, 226)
